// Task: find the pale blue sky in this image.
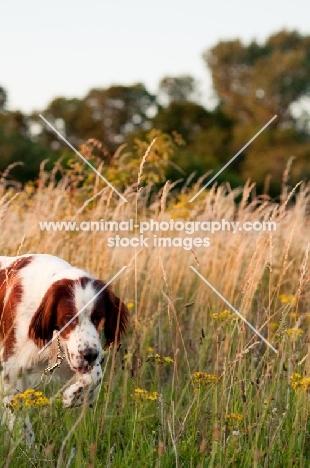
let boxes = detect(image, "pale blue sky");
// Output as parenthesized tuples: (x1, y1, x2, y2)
(1, 0, 310, 113)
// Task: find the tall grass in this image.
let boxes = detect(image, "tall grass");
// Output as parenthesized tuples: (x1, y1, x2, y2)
(0, 158, 310, 467)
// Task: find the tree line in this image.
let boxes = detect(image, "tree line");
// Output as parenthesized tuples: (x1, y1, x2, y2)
(1, 29, 310, 195)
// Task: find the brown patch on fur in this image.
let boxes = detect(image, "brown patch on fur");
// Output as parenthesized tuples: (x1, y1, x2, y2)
(29, 275, 128, 349)
(29, 278, 78, 347)
(73, 276, 128, 343)
(92, 280, 128, 347)
(96, 317, 105, 333)
(79, 277, 91, 289)
(0, 256, 33, 360)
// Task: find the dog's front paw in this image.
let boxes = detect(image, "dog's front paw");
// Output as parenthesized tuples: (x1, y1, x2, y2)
(62, 365, 102, 408)
(62, 381, 85, 407)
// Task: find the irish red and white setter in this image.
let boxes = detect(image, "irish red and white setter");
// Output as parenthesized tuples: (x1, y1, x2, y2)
(0, 254, 128, 443)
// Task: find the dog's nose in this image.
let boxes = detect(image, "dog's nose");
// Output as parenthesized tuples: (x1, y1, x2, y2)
(83, 349, 99, 364)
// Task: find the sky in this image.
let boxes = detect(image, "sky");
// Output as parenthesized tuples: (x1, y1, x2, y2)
(1, 0, 310, 113)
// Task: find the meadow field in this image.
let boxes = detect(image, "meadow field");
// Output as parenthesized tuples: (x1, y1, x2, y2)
(0, 157, 310, 468)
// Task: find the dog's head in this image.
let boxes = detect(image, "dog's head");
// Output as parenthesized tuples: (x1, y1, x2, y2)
(29, 277, 128, 373)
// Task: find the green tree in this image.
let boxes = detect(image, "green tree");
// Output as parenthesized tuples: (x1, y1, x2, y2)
(0, 86, 7, 110)
(152, 101, 210, 144)
(151, 102, 237, 184)
(204, 30, 310, 124)
(158, 75, 200, 104)
(0, 110, 58, 183)
(37, 84, 157, 154)
(203, 30, 310, 193)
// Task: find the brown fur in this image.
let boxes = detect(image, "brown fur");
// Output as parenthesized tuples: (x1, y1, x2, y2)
(0, 256, 33, 360)
(28, 277, 128, 348)
(28, 279, 78, 347)
(92, 279, 128, 346)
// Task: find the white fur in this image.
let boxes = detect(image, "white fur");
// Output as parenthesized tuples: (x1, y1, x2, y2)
(0, 254, 106, 444)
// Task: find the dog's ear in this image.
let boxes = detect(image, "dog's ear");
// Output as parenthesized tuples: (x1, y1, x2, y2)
(93, 281, 128, 347)
(104, 288, 128, 347)
(29, 280, 71, 347)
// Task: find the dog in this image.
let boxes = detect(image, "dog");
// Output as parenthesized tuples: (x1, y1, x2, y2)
(0, 254, 128, 443)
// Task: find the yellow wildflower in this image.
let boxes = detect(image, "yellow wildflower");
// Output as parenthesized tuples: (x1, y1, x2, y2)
(279, 294, 297, 306)
(133, 388, 148, 394)
(193, 372, 217, 385)
(225, 413, 244, 423)
(301, 378, 310, 390)
(163, 356, 174, 363)
(290, 373, 302, 389)
(290, 373, 310, 391)
(288, 312, 298, 319)
(269, 322, 279, 332)
(146, 392, 158, 401)
(36, 397, 49, 405)
(11, 388, 50, 408)
(147, 354, 174, 364)
(132, 388, 158, 401)
(212, 310, 236, 322)
(283, 328, 303, 341)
